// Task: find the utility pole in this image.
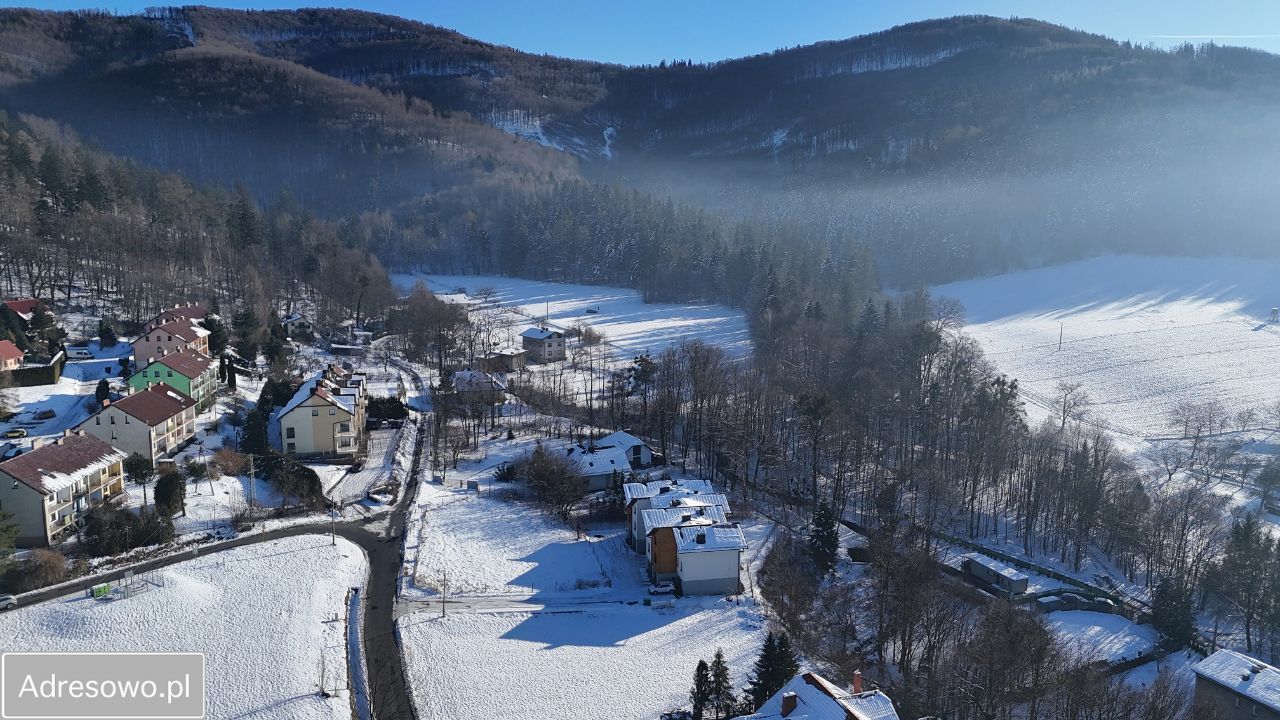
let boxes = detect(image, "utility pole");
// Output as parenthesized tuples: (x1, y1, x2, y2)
(331, 502, 338, 546)
(247, 453, 256, 507)
(441, 569, 448, 618)
(1058, 322, 1064, 351)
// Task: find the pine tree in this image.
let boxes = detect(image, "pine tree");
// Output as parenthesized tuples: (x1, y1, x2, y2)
(808, 500, 839, 576)
(1151, 577, 1194, 647)
(154, 470, 186, 517)
(746, 632, 778, 709)
(94, 378, 110, 404)
(97, 318, 117, 348)
(689, 659, 712, 720)
(708, 648, 735, 719)
(773, 633, 799, 687)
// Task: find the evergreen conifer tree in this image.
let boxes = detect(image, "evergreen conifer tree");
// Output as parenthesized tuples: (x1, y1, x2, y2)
(808, 500, 839, 576)
(708, 648, 735, 719)
(689, 659, 712, 720)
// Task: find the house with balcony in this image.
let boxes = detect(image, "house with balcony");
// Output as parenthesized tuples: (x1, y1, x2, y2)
(76, 383, 197, 464)
(128, 349, 218, 410)
(277, 365, 367, 458)
(0, 431, 126, 546)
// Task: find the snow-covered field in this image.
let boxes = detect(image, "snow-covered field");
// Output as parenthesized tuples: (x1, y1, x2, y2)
(933, 256, 1280, 443)
(408, 488, 644, 598)
(1047, 610, 1157, 665)
(399, 602, 766, 720)
(0, 535, 367, 720)
(391, 273, 751, 360)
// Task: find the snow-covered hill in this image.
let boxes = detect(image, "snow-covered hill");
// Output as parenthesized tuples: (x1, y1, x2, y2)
(934, 256, 1280, 445)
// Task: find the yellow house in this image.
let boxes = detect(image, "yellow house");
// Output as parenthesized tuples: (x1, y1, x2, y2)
(0, 432, 126, 546)
(278, 366, 367, 457)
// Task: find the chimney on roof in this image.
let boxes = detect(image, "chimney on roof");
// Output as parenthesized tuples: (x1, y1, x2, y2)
(62, 428, 72, 438)
(781, 692, 798, 717)
(853, 670, 863, 694)
(695, 532, 706, 545)
(681, 513, 692, 523)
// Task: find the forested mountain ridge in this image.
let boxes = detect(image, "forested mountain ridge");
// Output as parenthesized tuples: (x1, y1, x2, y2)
(4, 7, 1280, 288)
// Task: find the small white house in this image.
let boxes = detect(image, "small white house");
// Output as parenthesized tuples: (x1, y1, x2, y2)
(673, 523, 747, 595)
(281, 313, 313, 338)
(520, 327, 566, 363)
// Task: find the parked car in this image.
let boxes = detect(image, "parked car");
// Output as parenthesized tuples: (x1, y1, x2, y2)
(1, 429, 27, 439)
(648, 581, 675, 595)
(0, 594, 16, 611)
(33, 409, 56, 421)
(67, 347, 94, 359)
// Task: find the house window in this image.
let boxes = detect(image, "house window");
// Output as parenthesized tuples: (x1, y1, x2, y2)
(339, 423, 350, 433)
(311, 409, 319, 417)
(95, 416, 100, 425)
(286, 442, 295, 453)
(329, 408, 336, 416)
(286, 427, 295, 439)
(167, 370, 173, 377)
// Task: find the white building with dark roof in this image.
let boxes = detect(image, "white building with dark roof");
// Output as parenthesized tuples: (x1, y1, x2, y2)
(671, 523, 747, 595)
(520, 326, 565, 362)
(0, 432, 126, 546)
(278, 365, 367, 457)
(1193, 649, 1280, 720)
(594, 430, 653, 468)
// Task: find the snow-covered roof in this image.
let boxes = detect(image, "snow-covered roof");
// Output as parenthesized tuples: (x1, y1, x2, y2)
(595, 430, 649, 452)
(963, 553, 1030, 582)
(622, 478, 715, 504)
(0, 433, 126, 495)
(521, 327, 562, 340)
(743, 673, 900, 720)
(1193, 650, 1280, 713)
(673, 524, 747, 554)
(565, 444, 630, 477)
(279, 368, 361, 419)
(281, 313, 308, 325)
(485, 346, 525, 357)
(651, 491, 730, 515)
(641, 505, 727, 531)
(453, 369, 507, 394)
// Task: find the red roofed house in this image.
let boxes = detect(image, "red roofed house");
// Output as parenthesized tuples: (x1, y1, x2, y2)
(2, 298, 45, 327)
(142, 302, 207, 333)
(132, 319, 210, 362)
(128, 348, 218, 410)
(76, 383, 198, 463)
(0, 339, 22, 371)
(0, 431, 126, 546)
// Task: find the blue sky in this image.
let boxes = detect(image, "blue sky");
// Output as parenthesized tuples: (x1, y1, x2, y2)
(17, 0, 1280, 64)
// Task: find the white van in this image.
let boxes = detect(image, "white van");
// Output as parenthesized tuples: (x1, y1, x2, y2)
(67, 348, 94, 359)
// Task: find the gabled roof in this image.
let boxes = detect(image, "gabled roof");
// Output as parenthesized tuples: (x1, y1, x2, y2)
(108, 384, 195, 427)
(0, 433, 126, 495)
(282, 313, 308, 325)
(673, 523, 747, 553)
(148, 349, 213, 379)
(521, 327, 562, 340)
(141, 319, 208, 342)
(2, 298, 41, 321)
(279, 368, 359, 419)
(452, 369, 507, 393)
(1193, 650, 1280, 713)
(0, 339, 22, 363)
(596, 430, 649, 452)
(150, 303, 207, 326)
(623, 478, 716, 504)
(641, 505, 727, 531)
(743, 673, 900, 720)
